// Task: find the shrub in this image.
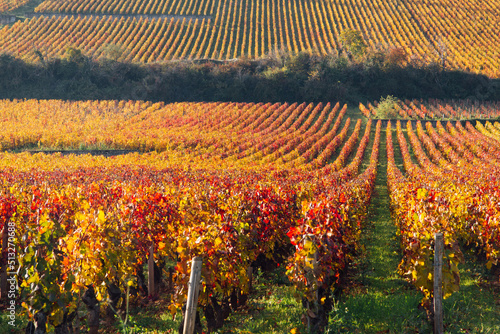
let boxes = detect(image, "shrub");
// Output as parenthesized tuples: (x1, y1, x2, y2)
(376, 95, 400, 119)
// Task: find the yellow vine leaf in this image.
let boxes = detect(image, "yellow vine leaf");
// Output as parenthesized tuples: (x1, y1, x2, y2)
(214, 237, 223, 247)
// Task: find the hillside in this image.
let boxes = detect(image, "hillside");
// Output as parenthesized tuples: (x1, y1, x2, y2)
(0, 0, 498, 77)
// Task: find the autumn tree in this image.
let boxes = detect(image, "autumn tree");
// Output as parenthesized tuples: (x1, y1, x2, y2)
(340, 29, 367, 60)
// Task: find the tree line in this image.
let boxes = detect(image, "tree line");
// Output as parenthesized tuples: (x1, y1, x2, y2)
(0, 48, 498, 103)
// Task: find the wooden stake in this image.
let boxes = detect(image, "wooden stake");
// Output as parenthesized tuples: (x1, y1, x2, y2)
(434, 233, 444, 334)
(148, 242, 155, 297)
(183, 257, 202, 334)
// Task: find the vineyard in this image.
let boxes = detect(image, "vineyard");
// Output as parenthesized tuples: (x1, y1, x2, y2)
(0, 0, 499, 76)
(0, 98, 498, 333)
(0, 0, 499, 332)
(0, 0, 29, 13)
(387, 120, 500, 307)
(33, 0, 215, 15)
(361, 98, 500, 120)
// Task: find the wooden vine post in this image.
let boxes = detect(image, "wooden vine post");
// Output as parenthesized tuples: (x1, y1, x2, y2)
(434, 233, 444, 334)
(183, 256, 203, 334)
(148, 241, 155, 297)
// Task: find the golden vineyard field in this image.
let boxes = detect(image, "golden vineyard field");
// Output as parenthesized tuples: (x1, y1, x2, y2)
(0, 0, 29, 13)
(0, 0, 499, 76)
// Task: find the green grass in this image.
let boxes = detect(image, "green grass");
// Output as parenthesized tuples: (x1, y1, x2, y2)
(441, 249, 500, 333)
(0, 313, 29, 334)
(215, 284, 305, 334)
(325, 128, 431, 333)
(114, 267, 306, 334)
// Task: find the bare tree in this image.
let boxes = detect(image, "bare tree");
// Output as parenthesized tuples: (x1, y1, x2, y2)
(434, 36, 448, 71)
